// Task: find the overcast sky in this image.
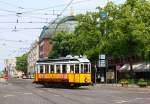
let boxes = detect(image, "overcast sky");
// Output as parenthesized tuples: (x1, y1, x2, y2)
(0, 0, 126, 71)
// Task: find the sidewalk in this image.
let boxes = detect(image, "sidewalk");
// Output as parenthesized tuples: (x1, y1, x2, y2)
(0, 78, 6, 83)
(94, 83, 150, 88)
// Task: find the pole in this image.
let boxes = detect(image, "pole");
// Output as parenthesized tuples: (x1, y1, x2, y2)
(116, 66, 117, 84)
(94, 64, 97, 85)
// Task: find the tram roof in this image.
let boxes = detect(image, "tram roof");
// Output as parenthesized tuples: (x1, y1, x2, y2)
(37, 57, 90, 64)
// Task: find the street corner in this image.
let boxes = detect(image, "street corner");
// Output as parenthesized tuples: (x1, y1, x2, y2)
(0, 78, 7, 83)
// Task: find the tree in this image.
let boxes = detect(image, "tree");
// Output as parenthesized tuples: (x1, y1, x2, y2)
(73, 12, 102, 62)
(48, 31, 75, 58)
(98, 0, 150, 77)
(16, 54, 27, 74)
(48, 0, 150, 65)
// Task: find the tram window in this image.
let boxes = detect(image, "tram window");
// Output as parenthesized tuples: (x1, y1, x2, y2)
(81, 64, 84, 73)
(62, 65, 67, 74)
(89, 64, 91, 73)
(70, 65, 74, 73)
(35, 66, 37, 73)
(75, 64, 79, 73)
(40, 66, 43, 73)
(51, 65, 54, 73)
(45, 65, 49, 73)
(56, 65, 60, 73)
(84, 64, 88, 73)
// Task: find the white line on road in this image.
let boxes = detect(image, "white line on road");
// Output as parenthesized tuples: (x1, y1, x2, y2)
(115, 97, 150, 104)
(14, 91, 23, 94)
(133, 97, 150, 101)
(115, 100, 129, 104)
(3, 94, 15, 98)
(135, 92, 150, 94)
(54, 94, 60, 96)
(23, 93, 33, 95)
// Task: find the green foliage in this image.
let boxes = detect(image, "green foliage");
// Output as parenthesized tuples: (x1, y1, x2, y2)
(119, 79, 129, 84)
(147, 80, 150, 86)
(99, 0, 150, 63)
(16, 54, 27, 74)
(49, 31, 76, 58)
(49, 0, 150, 64)
(138, 79, 147, 87)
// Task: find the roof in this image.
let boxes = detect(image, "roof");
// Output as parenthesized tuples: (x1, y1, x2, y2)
(39, 16, 77, 41)
(37, 55, 90, 64)
(119, 62, 150, 72)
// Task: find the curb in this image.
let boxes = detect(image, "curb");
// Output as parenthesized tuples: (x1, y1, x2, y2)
(0, 78, 7, 83)
(94, 84, 150, 88)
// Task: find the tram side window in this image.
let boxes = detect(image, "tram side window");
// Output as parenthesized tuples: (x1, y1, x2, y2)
(81, 64, 84, 73)
(62, 65, 67, 74)
(70, 65, 74, 73)
(84, 64, 88, 73)
(40, 66, 43, 73)
(56, 65, 60, 73)
(75, 64, 79, 73)
(89, 64, 91, 73)
(50, 65, 54, 73)
(45, 65, 49, 73)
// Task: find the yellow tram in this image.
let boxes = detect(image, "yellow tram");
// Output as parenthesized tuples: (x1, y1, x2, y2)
(33, 55, 92, 87)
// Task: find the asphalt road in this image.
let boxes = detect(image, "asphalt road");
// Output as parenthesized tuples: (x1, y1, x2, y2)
(0, 79, 150, 104)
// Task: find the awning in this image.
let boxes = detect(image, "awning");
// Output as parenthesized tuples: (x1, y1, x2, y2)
(119, 62, 150, 72)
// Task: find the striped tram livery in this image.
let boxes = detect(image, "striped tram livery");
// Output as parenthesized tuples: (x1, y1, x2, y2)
(33, 55, 92, 87)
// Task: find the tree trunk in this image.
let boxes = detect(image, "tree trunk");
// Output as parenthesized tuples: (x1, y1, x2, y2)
(129, 58, 134, 83)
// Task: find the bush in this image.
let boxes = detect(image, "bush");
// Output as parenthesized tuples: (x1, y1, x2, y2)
(119, 79, 129, 87)
(119, 79, 129, 84)
(138, 79, 147, 87)
(147, 80, 150, 86)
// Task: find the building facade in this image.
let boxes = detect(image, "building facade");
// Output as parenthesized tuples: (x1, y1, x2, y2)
(39, 16, 77, 59)
(27, 40, 39, 76)
(39, 26, 53, 59)
(39, 38, 53, 59)
(4, 58, 22, 78)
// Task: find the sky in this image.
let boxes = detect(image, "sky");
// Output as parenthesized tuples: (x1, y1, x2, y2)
(0, 0, 126, 71)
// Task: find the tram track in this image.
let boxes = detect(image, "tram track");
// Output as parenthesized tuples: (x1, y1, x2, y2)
(18, 82, 87, 104)
(9, 80, 58, 104)
(8, 79, 89, 104)
(37, 87, 88, 104)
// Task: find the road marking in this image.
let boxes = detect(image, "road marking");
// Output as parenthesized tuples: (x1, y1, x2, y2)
(23, 93, 33, 95)
(135, 92, 150, 94)
(14, 91, 23, 94)
(115, 100, 129, 104)
(115, 98, 150, 104)
(3, 94, 15, 98)
(84, 97, 92, 100)
(54, 94, 60, 96)
(133, 97, 150, 100)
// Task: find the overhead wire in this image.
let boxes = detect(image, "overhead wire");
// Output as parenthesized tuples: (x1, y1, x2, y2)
(0, 0, 92, 15)
(0, 0, 24, 9)
(0, 0, 92, 57)
(52, 0, 74, 24)
(0, 38, 33, 43)
(0, 8, 17, 13)
(22, 0, 92, 14)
